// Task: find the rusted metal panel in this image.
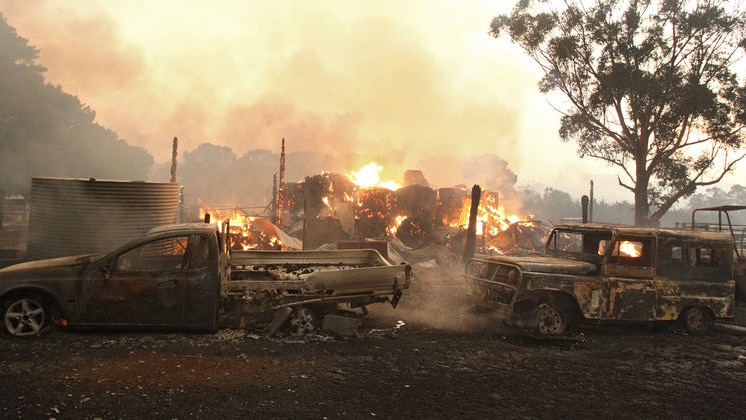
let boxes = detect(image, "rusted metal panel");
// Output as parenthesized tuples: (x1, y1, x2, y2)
(605, 279, 656, 320)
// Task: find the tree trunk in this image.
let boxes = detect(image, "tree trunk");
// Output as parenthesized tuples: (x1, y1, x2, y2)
(634, 160, 652, 226)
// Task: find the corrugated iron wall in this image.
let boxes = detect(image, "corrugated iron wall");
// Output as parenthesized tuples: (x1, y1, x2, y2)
(27, 177, 180, 259)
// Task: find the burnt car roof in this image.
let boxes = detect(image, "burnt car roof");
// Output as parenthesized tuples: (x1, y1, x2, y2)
(553, 223, 732, 242)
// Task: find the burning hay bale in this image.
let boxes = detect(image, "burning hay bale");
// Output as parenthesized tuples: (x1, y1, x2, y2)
(353, 187, 395, 239)
(201, 170, 534, 255)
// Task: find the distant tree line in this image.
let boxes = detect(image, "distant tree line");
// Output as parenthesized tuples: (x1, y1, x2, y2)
(517, 184, 746, 228)
(149, 143, 340, 217)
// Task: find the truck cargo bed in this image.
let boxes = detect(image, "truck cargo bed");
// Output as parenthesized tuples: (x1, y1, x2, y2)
(228, 248, 410, 294)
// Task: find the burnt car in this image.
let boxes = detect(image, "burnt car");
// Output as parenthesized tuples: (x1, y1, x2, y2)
(464, 224, 736, 335)
(0, 223, 410, 337)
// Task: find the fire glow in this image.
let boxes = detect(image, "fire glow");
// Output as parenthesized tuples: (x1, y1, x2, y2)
(199, 207, 282, 251)
(347, 162, 401, 190)
(199, 207, 252, 232)
(196, 162, 534, 253)
(619, 241, 642, 258)
(456, 191, 525, 235)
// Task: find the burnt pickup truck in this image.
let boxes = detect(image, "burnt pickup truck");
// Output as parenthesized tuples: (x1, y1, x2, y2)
(0, 223, 410, 337)
(464, 224, 736, 335)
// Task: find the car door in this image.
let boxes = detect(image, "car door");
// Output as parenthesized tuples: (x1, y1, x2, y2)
(183, 233, 220, 328)
(81, 235, 189, 326)
(603, 236, 657, 321)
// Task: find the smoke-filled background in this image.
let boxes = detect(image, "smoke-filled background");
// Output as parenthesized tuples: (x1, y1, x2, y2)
(0, 0, 647, 204)
(6, 0, 746, 210)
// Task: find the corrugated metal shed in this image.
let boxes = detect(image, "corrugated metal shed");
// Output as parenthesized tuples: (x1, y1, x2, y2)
(27, 177, 180, 259)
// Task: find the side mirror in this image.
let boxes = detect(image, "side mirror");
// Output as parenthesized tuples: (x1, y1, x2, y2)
(99, 265, 111, 280)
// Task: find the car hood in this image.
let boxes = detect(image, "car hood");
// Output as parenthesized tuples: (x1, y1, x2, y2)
(0, 254, 100, 274)
(486, 255, 599, 275)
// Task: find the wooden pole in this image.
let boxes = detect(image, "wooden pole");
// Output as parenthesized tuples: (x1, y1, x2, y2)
(277, 138, 286, 228)
(170, 137, 178, 183)
(463, 184, 481, 261)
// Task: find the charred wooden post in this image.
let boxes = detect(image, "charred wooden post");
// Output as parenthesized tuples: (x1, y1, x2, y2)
(170, 137, 181, 220)
(589, 180, 594, 223)
(271, 173, 278, 225)
(0, 188, 4, 231)
(582, 195, 589, 224)
(277, 138, 286, 228)
(170, 137, 178, 183)
(463, 184, 481, 261)
(302, 200, 307, 250)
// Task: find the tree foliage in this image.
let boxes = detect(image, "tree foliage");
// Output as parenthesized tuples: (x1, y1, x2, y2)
(492, 0, 746, 225)
(0, 14, 153, 195)
(688, 184, 746, 209)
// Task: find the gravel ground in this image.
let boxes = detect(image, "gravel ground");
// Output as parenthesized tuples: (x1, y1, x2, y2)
(2, 268, 746, 419)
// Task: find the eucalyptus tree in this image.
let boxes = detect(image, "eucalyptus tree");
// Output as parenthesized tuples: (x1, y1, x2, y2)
(492, 0, 746, 225)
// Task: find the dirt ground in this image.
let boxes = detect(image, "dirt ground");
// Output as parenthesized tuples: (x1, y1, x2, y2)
(2, 267, 746, 419)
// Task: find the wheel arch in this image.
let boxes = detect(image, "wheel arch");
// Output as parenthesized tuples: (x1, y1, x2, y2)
(1, 286, 65, 319)
(677, 304, 715, 318)
(517, 290, 583, 322)
(677, 304, 715, 332)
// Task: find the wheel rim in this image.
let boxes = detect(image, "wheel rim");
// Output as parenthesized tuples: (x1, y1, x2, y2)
(536, 306, 565, 335)
(685, 307, 707, 332)
(4, 298, 46, 336)
(289, 307, 315, 336)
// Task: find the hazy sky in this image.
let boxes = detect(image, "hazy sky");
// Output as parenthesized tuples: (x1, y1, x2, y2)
(4, 0, 740, 203)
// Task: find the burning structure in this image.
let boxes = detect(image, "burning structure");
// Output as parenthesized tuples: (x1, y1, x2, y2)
(199, 164, 540, 260)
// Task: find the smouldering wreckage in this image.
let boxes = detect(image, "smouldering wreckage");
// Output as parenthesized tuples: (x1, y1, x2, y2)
(225, 247, 410, 336)
(0, 174, 537, 339)
(0, 222, 411, 337)
(464, 223, 740, 336)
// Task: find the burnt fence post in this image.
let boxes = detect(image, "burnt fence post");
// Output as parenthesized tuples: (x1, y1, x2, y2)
(462, 184, 481, 261)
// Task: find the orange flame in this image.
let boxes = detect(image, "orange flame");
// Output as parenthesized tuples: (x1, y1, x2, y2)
(388, 215, 406, 235)
(347, 162, 401, 190)
(454, 194, 528, 235)
(200, 207, 252, 233)
(619, 241, 642, 257)
(199, 207, 282, 250)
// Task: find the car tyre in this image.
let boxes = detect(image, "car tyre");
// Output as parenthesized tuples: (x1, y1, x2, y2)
(533, 303, 567, 336)
(680, 306, 711, 333)
(1, 295, 49, 337)
(289, 306, 316, 336)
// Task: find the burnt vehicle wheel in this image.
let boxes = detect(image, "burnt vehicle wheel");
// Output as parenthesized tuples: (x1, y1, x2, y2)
(289, 306, 316, 336)
(680, 306, 712, 333)
(533, 304, 567, 336)
(2, 295, 49, 337)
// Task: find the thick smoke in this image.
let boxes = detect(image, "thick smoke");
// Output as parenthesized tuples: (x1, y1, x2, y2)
(0, 1, 538, 195)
